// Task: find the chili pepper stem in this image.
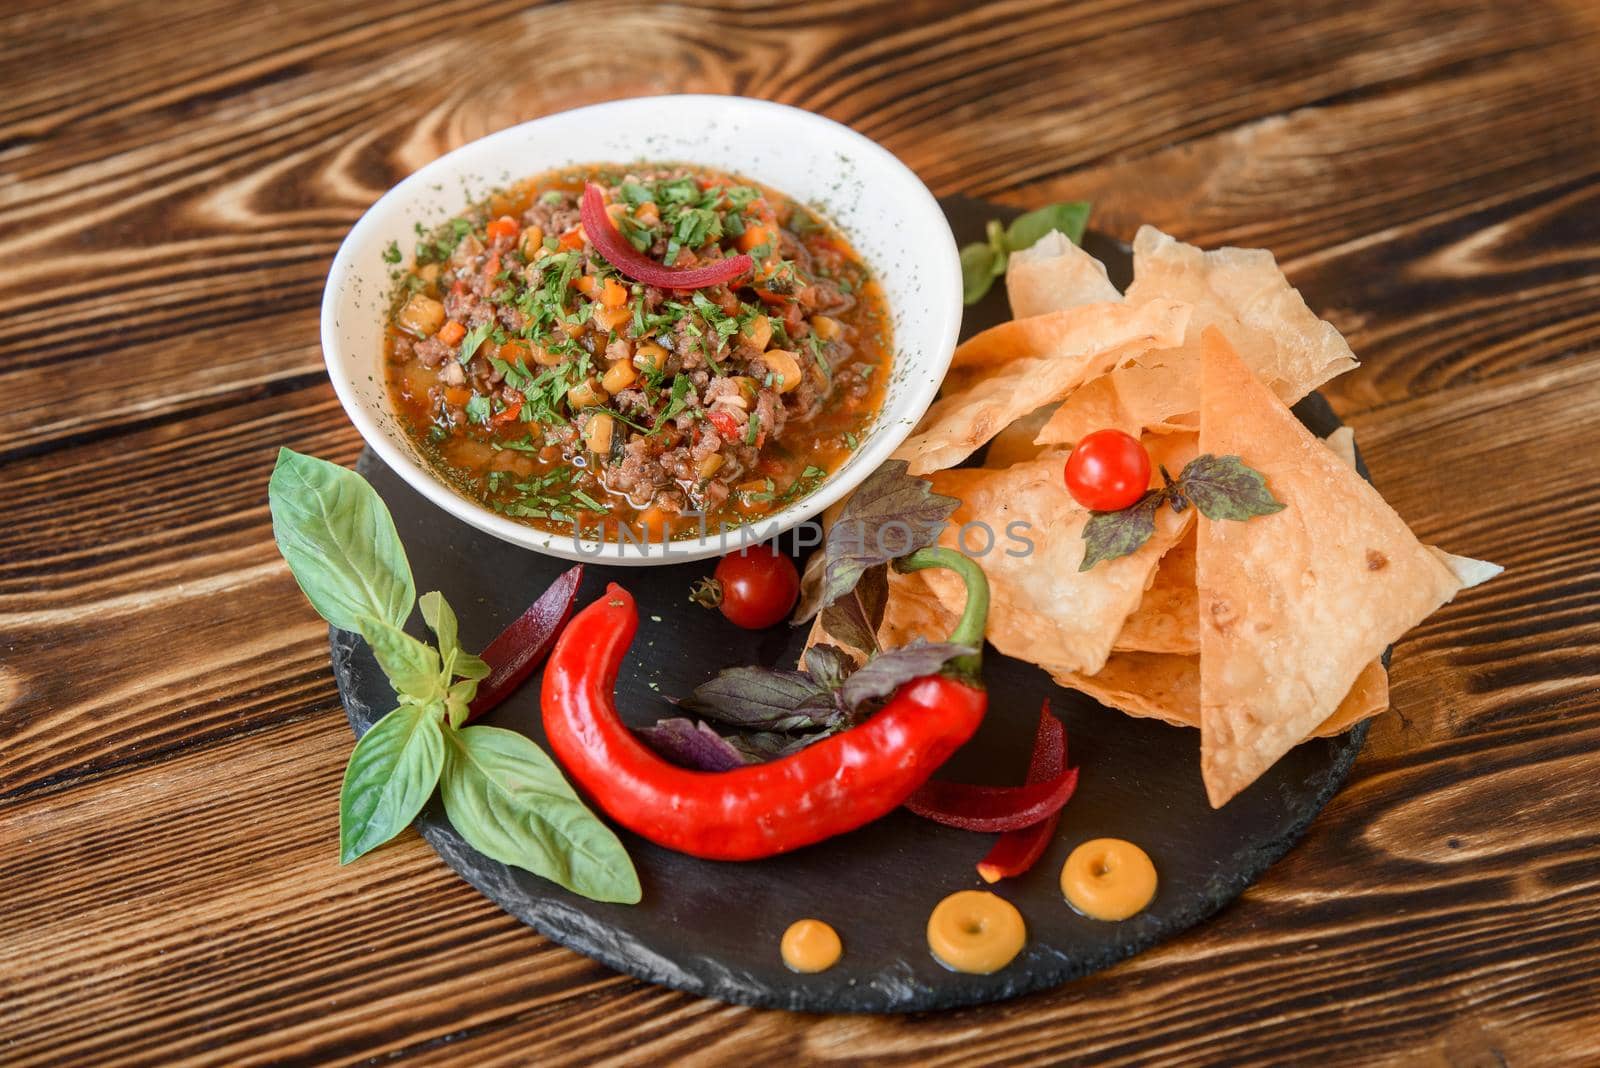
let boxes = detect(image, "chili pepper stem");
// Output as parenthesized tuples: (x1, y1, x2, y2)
(894, 546, 988, 678)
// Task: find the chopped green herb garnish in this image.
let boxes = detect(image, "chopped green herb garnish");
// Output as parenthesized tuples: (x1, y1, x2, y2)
(458, 320, 494, 364)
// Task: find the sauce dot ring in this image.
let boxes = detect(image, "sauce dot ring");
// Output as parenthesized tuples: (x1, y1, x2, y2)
(1061, 838, 1158, 922)
(926, 890, 1026, 974)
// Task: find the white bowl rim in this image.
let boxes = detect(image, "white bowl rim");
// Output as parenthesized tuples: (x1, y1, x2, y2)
(321, 94, 962, 565)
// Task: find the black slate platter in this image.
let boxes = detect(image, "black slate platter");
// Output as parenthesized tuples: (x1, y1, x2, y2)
(331, 197, 1369, 1013)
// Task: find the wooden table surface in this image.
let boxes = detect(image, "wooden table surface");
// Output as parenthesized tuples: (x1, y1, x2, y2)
(4, 1, 1599, 1064)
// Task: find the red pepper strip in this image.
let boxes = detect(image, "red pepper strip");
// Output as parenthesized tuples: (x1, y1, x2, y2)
(542, 547, 990, 860)
(579, 183, 753, 291)
(977, 703, 1072, 883)
(465, 564, 584, 722)
(903, 705, 1076, 833)
(903, 765, 1077, 832)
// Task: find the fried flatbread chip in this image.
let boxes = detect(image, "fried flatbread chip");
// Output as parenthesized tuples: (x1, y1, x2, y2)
(1307, 660, 1390, 738)
(1053, 654, 1390, 739)
(1196, 328, 1482, 807)
(1112, 526, 1199, 655)
(897, 299, 1191, 475)
(983, 404, 1059, 469)
(1006, 231, 1122, 319)
(920, 438, 1194, 675)
(1052, 652, 1200, 728)
(1036, 225, 1358, 447)
(1323, 425, 1357, 470)
(877, 567, 960, 649)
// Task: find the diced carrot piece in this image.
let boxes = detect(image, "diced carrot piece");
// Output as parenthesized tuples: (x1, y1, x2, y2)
(601, 277, 628, 307)
(486, 215, 520, 242)
(737, 225, 772, 253)
(483, 252, 501, 279)
(437, 320, 466, 346)
(557, 226, 586, 250)
(576, 275, 603, 299)
(636, 505, 674, 541)
(592, 303, 630, 332)
(498, 340, 530, 366)
(444, 386, 471, 407)
(490, 400, 524, 427)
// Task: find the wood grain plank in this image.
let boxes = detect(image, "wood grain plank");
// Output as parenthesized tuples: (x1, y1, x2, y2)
(2, 685, 1597, 1066)
(0, 352, 1596, 1065)
(2, 0, 1592, 457)
(4, 0, 1600, 1062)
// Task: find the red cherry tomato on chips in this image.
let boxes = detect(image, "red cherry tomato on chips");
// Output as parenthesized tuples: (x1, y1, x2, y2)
(691, 545, 800, 630)
(1064, 430, 1151, 511)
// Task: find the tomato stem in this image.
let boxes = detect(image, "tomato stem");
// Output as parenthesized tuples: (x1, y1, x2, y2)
(895, 546, 987, 677)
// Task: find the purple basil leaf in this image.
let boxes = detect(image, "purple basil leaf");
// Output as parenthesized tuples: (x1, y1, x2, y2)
(635, 717, 748, 771)
(837, 640, 977, 714)
(792, 460, 959, 622)
(803, 644, 858, 692)
(726, 731, 823, 763)
(1178, 453, 1286, 521)
(1079, 490, 1164, 572)
(819, 563, 888, 654)
(678, 665, 842, 732)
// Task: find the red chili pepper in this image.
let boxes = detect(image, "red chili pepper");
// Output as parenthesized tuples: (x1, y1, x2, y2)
(903, 704, 1077, 833)
(541, 548, 990, 860)
(580, 183, 753, 291)
(465, 565, 584, 722)
(977, 703, 1071, 882)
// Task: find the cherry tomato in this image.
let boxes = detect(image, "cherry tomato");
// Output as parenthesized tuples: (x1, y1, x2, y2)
(692, 545, 800, 630)
(1064, 429, 1151, 511)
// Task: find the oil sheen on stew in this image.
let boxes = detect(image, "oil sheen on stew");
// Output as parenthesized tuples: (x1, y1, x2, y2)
(383, 163, 892, 541)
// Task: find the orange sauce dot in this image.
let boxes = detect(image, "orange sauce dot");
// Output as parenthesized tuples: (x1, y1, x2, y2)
(781, 919, 842, 974)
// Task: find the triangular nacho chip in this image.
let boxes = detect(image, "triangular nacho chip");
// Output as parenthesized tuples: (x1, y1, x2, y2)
(1052, 653, 1200, 728)
(896, 299, 1190, 475)
(920, 437, 1195, 675)
(1054, 654, 1389, 739)
(1197, 328, 1473, 807)
(1307, 660, 1389, 738)
(1006, 231, 1122, 319)
(983, 404, 1058, 469)
(1113, 526, 1199, 655)
(1323, 426, 1357, 470)
(1036, 225, 1357, 447)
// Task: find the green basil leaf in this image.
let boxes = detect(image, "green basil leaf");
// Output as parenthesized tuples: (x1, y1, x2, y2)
(1079, 491, 1164, 571)
(418, 591, 458, 655)
(1005, 201, 1091, 252)
(444, 678, 476, 728)
(418, 591, 490, 678)
(339, 703, 445, 863)
(268, 448, 415, 632)
(441, 726, 641, 904)
(1178, 454, 1286, 521)
(960, 242, 1003, 305)
(358, 615, 443, 703)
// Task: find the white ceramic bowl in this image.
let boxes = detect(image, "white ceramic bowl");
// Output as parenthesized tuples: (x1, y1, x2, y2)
(322, 95, 961, 564)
